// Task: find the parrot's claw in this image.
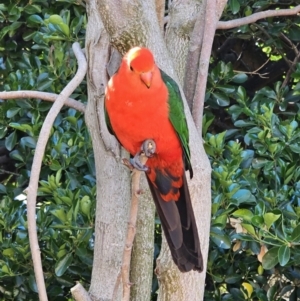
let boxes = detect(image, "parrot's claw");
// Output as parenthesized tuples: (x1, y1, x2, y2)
(129, 139, 156, 172)
(130, 155, 149, 172)
(141, 139, 156, 157)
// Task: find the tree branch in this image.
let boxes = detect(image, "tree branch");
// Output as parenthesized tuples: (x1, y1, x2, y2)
(25, 42, 87, 301)
(192, 0, 223, 134)
(71, 282, 92, 301)
(122, 156, 147, 301)
(0, 91, 85, 113)
(217, 5, 300, 30)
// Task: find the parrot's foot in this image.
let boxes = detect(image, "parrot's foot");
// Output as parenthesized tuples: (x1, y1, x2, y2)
(142, 139, 156, 157)
(130, 139, 156, 172)
(130, 155, 149, 171)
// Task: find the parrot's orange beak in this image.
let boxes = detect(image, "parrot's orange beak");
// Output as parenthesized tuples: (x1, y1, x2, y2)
(140, 71, 153, 88)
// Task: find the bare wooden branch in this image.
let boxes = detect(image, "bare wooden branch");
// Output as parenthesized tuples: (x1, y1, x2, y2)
(217, 5, 300, 30)
(282, 50, 300, 88)
(0, 91, 85, 113)
(183, 5, 206, 111)
(192, 0, 218, 134)
(25, 42, 87, 301)
(122, 155, 147, 301)
(71, 282, 92, 301)
(155, 0, 165, 31)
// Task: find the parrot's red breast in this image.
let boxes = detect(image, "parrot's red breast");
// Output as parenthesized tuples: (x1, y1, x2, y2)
(105, 47, 183, 201)
(105, 47, 203, 272)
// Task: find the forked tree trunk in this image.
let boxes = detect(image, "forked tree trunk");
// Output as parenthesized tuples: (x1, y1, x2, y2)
(85, 0, 211, 300)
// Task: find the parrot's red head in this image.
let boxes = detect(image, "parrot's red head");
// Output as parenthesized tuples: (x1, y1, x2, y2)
(126, 47, 155, 88)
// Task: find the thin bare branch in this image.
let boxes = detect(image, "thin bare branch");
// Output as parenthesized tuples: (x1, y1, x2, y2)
(0, 91, 85, 113)
(122, 155, 147, 301)
(282, 50, 300, 87)
(25, 42, 87, 301)
(192, 0, 218, 133)
(183, 6, 206, 111)
(217, 5, 300, 30)
(280, 33, 299, 56)
(234, 57, 270, 79)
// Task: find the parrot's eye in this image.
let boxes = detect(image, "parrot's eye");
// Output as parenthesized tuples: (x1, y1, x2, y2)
(130, 65, 134, 71)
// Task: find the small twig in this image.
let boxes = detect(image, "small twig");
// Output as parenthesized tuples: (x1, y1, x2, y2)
(0, 168, 20, 176)
(217, 5, 300, 30)
(122, 154, 147, 301)
(0, 91, 85, 113)
(25, 42, 87, 301)
(233, 58, 271, 79)
(279, 33, 299, 56)
(71, 282, 92, 301)
(282, 50, 300, 87)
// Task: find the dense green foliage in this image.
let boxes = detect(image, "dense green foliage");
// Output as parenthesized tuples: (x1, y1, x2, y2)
(1, 0, 300, 300)
(0, 1, 93, 300)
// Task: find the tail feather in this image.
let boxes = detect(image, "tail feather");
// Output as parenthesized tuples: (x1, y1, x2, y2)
(146, 171, 203, 272)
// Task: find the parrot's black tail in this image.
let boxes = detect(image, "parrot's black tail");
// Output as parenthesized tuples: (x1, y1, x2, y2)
(146, 171, 203, 273)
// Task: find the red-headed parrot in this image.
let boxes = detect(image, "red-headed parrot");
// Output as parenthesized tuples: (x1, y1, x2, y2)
(105, 47, 203, 272)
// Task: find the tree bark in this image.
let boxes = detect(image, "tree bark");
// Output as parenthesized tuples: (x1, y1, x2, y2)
(85, 3, 131, 300)
(130, 175, 155, 301)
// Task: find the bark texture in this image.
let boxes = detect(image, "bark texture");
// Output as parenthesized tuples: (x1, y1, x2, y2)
(165, 0, 203, 85)
(85, 2, 131, 300)
(130, 175, 155, 301)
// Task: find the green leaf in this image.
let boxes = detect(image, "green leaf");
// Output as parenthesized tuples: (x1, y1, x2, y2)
(232, 209, 253, 222)
(278, 245, 290, 266)
(24, 4, 41, 14)
(210, 231, 231, 249)
(289, 144, 300, 154)
(291, 224, 300, 242)
(27, 14, 43, 24)
(225, 274, 242, 284)
(212, 213, 227, 228)
(48, 14, 64, 25)
(262, 247, 279, 269)
(212, 91, 230, 106)
(6, 107, 20, 118)
(242, 223, 256, 236)
(9, 123, 34, 136)
(264, 212, 281, 229)
(234, 120, 256, 127)
(229, 0, 240, 14)
(251, 215, 264, 227)
(51, 208, 67, 222)
(5, 131, 17, 151)
(20, 136, 36, 148)
(55, 253, 73, 277)
(10, 150, 24, 162)
(28, 274, 38, 293)
(231, 189, 256, 205)
(0, 184, 7, 194)
(232, 74, 248, 84)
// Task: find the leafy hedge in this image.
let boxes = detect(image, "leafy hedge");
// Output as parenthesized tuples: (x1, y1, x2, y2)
(204, 61, 300, 300)
(0, 1, 93, 300)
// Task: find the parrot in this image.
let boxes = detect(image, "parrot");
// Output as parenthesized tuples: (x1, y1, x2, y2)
(104, 47, 203, 272)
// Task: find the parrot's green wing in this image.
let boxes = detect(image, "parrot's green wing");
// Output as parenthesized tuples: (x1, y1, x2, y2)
(160, 69, 193, 179)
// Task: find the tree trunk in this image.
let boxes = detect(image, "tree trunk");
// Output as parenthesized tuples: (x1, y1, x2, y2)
(85, 3, 131, 299)
(86, 0, 212, 300)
